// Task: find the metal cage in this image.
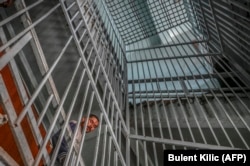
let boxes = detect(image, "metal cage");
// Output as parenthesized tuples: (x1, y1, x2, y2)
(0, 0, 249, 165)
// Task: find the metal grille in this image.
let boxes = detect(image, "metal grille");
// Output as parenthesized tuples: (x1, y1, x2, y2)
(105, 0, 188, 45)
(126, 0, 250, 164)
(0, 0, 127, 165)
(0, 0, 250, 166)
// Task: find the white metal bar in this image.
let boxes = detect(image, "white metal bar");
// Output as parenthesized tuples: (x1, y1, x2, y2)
(107, 136, 112, 166)
(0, 147, 19, 166)
(135, 47, 150, 165)
(129, 53, 140, 166)
(0, 32, 32, 70)
(66, 1, 76, 11)
(146, 102, 159, 166)
(129, 134, 239, 150)
(92, 113, 103, 166)
(100, 125, 108, 166)
(37, 94, 54, 126)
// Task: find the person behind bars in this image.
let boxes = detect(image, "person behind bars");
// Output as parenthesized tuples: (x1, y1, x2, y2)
(52, 114, 99, 164)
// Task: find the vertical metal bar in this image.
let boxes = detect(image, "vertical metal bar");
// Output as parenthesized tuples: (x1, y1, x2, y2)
(114, 151, 118, 166)
(118, 120, 122, 152)
(129, 53, 140, 166)
(146, 102, 159, 166)
(92, 114, 103, 166)
(137, 49, 149, 166)
(115, 111, 119, 143)
(161, 100, 176, 149)
(140, 105, 149, 166)
(153, 100, 166, 150)
(37, 94, 54, 126)
(110, 102, 115, 126)
(142, 39, 160, 165)
(107, 136, 112, 166)
(125, 58, 130, 166)
(100, 125, 108, 166)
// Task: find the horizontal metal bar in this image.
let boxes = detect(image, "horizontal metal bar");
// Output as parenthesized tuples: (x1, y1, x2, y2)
(126, 40, 209, 52)
(128, 72, 238, 83)
(128, 87, 250, 95)
(128, 93, 248, 99)
(92, 113, 103, 166)
(129, 134, 239, 150)
(122, 21, 189, 45)
(127, 53, 221, 63)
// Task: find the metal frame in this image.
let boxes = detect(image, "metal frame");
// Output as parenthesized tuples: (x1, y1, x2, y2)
(0, 0, 249, 165)
(1, 0, 127, 165)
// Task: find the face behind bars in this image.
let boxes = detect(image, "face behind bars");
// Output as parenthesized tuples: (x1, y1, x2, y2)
(80, 116, 99, 133)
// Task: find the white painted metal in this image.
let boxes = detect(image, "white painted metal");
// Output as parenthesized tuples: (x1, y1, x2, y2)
(0, 0, 249, 165)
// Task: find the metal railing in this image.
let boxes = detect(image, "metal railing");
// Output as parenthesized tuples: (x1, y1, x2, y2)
(0, 0, 249, 166)
(0, 0, 127, 165)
